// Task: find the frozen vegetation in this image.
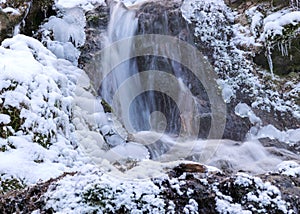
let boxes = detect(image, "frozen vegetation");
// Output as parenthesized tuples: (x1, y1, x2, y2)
(0, 0, 299, 213)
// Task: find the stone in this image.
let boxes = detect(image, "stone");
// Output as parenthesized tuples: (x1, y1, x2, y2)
(78, 3, 110, 88)
(0, 10, 10, 41)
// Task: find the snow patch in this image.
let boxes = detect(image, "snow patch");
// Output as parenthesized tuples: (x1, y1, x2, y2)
(0, 114, 10, 124)
(235, 103, 261, 125)
(2, 7, 20, 15)
(0, 34, 86, 184)
(277, 161, 300, 177)
(56, 0, 105, 11)
(250, 124, 300, 144)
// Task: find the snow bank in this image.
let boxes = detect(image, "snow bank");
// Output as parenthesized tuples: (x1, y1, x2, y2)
(262, 11, 300, 41)
(45, 166, 165, 213)
(0, 34, 84, 184)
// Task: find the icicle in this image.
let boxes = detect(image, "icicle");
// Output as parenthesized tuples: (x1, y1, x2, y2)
(284, 42, 289, 56)
(266, 45, 274, 78)
(278, 42, 289, 56)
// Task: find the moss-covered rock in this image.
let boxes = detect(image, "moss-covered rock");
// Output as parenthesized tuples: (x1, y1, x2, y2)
(254, 36, 300, 75)
(0, 175, 25, 195)
(0, 0, 56, 42)
(0, 172, 75, 213)
(225, 0, 289, 9)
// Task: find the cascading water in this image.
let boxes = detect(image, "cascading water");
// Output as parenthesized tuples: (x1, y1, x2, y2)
(100, 2, 146, 129)
(100, 1, 157, 133)
(100, 1, 200, 136)
(95, 0, 298, 174)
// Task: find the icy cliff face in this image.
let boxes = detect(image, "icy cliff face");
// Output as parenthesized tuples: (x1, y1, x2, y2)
(181, 0, 299, 138)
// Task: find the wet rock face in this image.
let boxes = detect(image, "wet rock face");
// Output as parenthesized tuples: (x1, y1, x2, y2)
(79, 3, 109, 81)
(80, 1, 253, 141)
(136, 1, 210, 138)
(137, 0, 187, 36)
(0, 10, 10, 41)
(0, 0, 30, 41)
(80, 4, 109, 61)
(136, 0, 252, 140)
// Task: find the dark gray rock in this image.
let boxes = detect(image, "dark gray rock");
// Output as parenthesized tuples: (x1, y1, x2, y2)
(79, 3, 109, 67)
(0, 10, 10, 42)
(136, 0, 252, 140)
(155, 163, 299, 213)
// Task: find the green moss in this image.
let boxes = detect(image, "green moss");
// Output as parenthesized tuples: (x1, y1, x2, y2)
(0, 104, 25, 138)
(269, 23, 300, 44)
(83, 184, 115, 209)
(87, 15, 101, 25)
(0, 80, 58, 148)
(101, 99, 113, 113)
(33, 132, 53, 149)
(0, 175, 25, 195)
(83, 183, 162, 213)
(0, 106, 24, 132)
(0, 82, 25, 138)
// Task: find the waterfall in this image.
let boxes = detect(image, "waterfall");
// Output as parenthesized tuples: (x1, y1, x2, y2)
(85, 0, 296, 174)
(100, 1, 200, 137)
(100, 1, 151, 132)
(101, 1, 138, 116)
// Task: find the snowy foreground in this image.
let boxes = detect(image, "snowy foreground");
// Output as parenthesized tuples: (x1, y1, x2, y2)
(0, 0, 300, 213)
